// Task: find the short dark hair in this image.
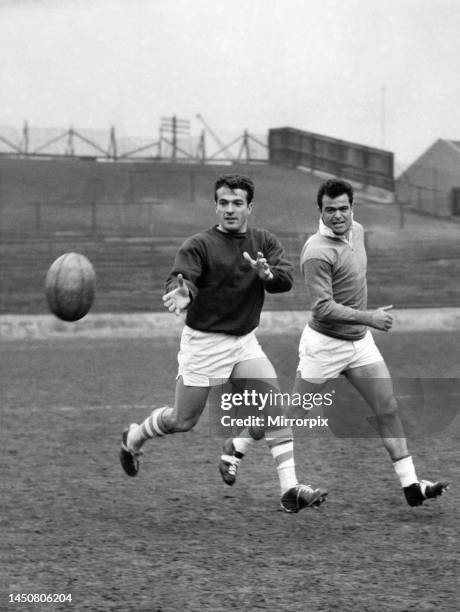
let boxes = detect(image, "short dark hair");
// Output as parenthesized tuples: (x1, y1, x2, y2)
(214, 174, 255, 204)
(317, 179, 353, 209)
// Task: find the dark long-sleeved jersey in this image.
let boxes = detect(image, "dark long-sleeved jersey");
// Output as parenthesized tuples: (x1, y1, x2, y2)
(166, 226, 293, 335)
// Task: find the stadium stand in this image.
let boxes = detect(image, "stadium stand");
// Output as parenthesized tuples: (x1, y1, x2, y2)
(1, 157, 459, 314)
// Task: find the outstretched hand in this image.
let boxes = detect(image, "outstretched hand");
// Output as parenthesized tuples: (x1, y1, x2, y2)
(371, 305, 394, 331)
(243, 251, 274, 281)
(162, 273, 191, 316)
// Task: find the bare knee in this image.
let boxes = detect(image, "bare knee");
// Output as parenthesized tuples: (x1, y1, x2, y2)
(373, 397, 406, 436)
(168, 379, 209, 433)
(163, 411, 200, 433)
(374, 396, 399, 420)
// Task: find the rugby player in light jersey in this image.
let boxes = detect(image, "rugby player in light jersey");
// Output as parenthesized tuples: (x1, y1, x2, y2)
(286, 178, 448, 507)
(120, 173, 327, 512)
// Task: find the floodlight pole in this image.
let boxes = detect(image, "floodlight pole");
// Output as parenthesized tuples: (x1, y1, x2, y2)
(237, 130, 251, 162)
(161, 115, 190, 161)
(66, 127, 75, 156)
(108, 126, 117, 160)
(22, 121, 29, 155)
(380, 87, 386, 149)
(196, 129, 206, 162)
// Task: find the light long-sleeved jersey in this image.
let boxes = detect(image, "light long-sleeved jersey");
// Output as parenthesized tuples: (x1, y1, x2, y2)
(301, 221, 374, 340)
(166, 226, 293, 335)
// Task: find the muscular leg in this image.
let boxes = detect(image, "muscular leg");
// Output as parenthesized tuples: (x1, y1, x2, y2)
(231, 356, 278, 379)
(225, 358, 299, 496)
(343, 360, 449, 503)
(161, 377, 210, 433)
(231, 356, 279, 439)
(288, 374, 329, 418)
(289, 368, 418, 498)
(343, 360, 409, 461)
(128, 376, 210, 450)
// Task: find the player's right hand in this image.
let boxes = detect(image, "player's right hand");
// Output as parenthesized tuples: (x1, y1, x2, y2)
(371, 305, 393, 331)
(162, 273, 191, 315)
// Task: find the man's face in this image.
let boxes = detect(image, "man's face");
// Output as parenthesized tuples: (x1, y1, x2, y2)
(215, 186, 252, 233)
(320, 193, 353, 236)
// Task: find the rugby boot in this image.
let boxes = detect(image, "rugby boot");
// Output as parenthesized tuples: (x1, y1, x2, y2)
(119, 423, 143, 477)
(280, 484, 328, 513)
(403, 479, 449, 507)
(219, 438, 243, 486)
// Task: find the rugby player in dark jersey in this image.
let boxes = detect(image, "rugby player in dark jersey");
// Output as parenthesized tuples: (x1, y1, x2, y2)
(120, 174, 327, 512)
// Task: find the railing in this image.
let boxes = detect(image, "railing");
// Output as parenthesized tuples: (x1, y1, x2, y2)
(0, 122, 269, 163)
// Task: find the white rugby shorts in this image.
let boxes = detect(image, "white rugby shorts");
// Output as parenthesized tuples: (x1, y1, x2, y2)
(177, 325, 266, 386)
(298, 326, 384, 380)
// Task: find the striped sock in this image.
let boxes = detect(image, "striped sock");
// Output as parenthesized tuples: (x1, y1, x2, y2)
(129, 406, 169, 450)
(265, 427, 298, 494)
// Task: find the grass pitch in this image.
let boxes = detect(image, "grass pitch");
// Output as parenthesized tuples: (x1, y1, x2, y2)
(2, 330, 459, 611)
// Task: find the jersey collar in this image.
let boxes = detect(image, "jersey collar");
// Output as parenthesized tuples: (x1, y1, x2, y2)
(319, 218, 353, 245)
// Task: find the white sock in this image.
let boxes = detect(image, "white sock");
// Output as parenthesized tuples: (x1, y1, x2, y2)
(233, 437, 255, 456)
(266, 437, 298, 494)
(127, 423, 142, 450)
(393, 456, 418, 488)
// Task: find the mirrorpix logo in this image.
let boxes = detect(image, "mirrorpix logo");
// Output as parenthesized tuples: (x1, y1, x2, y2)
(218, 388, 332, 429)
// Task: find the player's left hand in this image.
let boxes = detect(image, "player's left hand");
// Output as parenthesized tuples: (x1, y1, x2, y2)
(243, 251, 274, 281)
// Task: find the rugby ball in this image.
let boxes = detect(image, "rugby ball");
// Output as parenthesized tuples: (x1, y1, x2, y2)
(45, 252, 96, 321)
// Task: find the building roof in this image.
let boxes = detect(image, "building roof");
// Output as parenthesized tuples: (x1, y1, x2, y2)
(446, 140, 460, 154)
